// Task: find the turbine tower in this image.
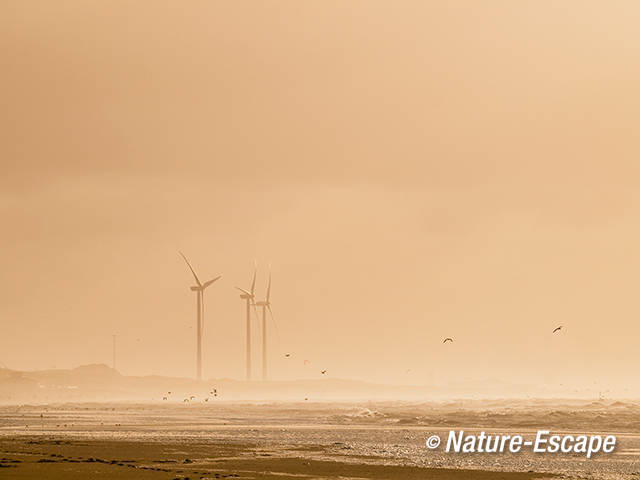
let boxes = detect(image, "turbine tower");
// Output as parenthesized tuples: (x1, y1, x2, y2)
(255, 267, 274, 381)
(235, 263, 257, 381)
(179, 252, 222, 381)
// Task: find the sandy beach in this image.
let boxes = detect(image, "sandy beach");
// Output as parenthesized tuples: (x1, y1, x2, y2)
(2, 400, 639, 479)
(0, 436, 551, 480)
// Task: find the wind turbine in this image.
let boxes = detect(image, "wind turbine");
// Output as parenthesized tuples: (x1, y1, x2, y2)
(235, 263, 257, 381)
(255, 267, 275, 381)
(179, 252, 222, 381)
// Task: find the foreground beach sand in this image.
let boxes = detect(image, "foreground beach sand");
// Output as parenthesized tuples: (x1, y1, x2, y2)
(3, 400, 638, 479)
(0, 437, 551, 479)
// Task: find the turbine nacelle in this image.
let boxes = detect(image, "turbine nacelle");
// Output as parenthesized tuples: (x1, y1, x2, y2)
(235, 287, 254, 299)
(236, 263, 257, 300)
(191, 275, 222, 292)
(256, 267, 273, 312)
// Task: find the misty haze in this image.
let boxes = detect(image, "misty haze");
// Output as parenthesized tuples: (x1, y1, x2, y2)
(2, 1, 640, 479)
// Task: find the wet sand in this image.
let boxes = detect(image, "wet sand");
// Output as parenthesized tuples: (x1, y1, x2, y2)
(0, 437, 552, 479)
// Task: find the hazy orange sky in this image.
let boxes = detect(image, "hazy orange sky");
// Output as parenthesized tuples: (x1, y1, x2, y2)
(2, 1, 640, 389)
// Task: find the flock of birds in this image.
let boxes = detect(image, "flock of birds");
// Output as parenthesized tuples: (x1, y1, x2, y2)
(157, 322, 565, 401)
(162, 387, 219, 403)
(154, 322, 573, 403)
(163, 325, 566, 400)
(442, 326, 563, 344)
(282, 353, 327, 375)
(159, 354, 329, 403)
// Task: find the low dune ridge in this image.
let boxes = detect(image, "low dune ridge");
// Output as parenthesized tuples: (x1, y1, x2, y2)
(0, 365, 622, 404)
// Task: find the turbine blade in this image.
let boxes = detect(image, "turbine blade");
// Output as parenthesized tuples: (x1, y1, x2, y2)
(202, 275, 222, 289)
(250, 261, 257, 296)
(266, 267, 271, 302)
(179, 251, 202, 287)
(235, 286, 252, 296)
(267, 304, 282, 347)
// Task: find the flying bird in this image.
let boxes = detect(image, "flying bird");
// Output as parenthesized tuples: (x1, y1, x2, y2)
(443, 338, 453, 344)
(321, 370, 327, 375)
(285, 353, 291, 358)
(553, 326, 562, 334)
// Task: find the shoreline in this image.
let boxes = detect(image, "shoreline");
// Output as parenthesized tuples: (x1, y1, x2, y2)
(0, 401, 635, 479)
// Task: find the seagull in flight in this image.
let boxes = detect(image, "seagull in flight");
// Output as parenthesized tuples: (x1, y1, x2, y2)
(443, 337, 453, 344)
(553, 326, 562, 334)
